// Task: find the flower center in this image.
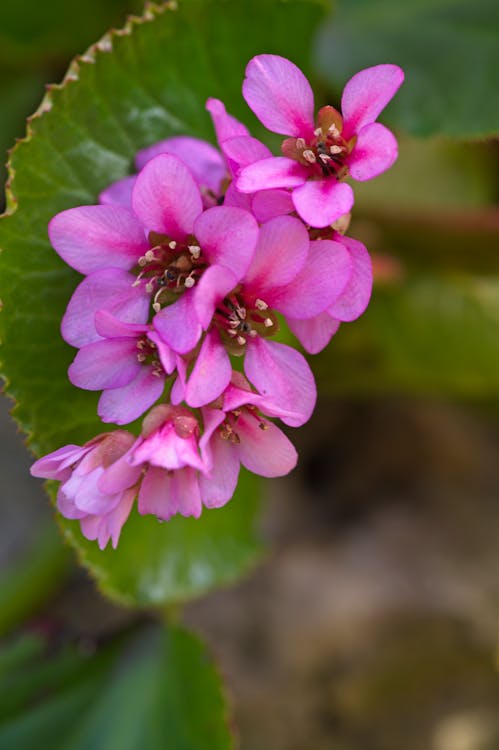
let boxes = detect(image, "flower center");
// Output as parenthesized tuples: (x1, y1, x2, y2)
(136, 335, 163, 377)
(214, 291, 279, 354)
(219, 404, 269, 443)
(281, 105, 356, 180)
(134, 232, 207, 312)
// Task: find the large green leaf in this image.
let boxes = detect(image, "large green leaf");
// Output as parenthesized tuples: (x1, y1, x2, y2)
(0, 0, 325, 604)
(315, 0, 499, 138)
(0, 625, 233, 750)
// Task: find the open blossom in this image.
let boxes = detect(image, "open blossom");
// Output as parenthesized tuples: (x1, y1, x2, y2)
(30, 432, 142, 549)
(237, 55, 404, 228)
(171, 214, 353, 424)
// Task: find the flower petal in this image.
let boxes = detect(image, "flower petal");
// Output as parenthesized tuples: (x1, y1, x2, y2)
(30, 445, 87, 480)
(194, 206, 258, 278)
(184, 329, 232, 408)
(98, 367, 165, 425)
(94, 310, 149, 339)
(193, 265, 239, 329)
(222, 182, 253, 212)
(287, 313, 340, 354)
(98, 450, 142, 494)
(153, 292, 202, 354)
(68, 339, 140, 390)
(62, 268, 150, 348)
(99, 175, 136, 209)
(292, 179, 354, 228)
(132, 153, 202, 239)
(221, 135, 271, 177)
(171, 467, 202, 519)
(138, 466, 173, 520)
(146, 330, 177, 374)
(341, 64, 404, 138)
(244, 338, 316, 427)
(135, 135, 226, 196)
(251, 189, 294, 223)
(244, 215, 308, 290)
(328, 236, 372, 321)
(243, 54, 315, 138)
(237, 156, 308, 193)
(347, 122, 398, 181)
(206, 98, 250, 142)
(106, 487, 136, 548)
(267, 238, 352, 319)
(198, 432, 240, 509)
(237, 413, 298, 477)
(48, 205, 148, 274)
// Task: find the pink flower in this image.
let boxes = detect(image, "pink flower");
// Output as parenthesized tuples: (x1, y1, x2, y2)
(67, 311, 176, 425)
(237, 55, 404, 228)
(176, 215, 353, 424)
(30, 431, 142, 549)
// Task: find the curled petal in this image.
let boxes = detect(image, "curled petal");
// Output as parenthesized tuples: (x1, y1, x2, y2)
(132, 154, 202, 240)
(30, 445, 87, 481)
(287, 313, 340, 354)
(62, 269, 150, 348)
(94, 310, 149, 339)
(135, 135, 226, 195)
(243, 54, 315, 138)
(244, 338, 316, 427)
(237, 156, 308, 193)
(292, 179, 354, 229)
(153, 292, 202, 354)
(341, 64, 405, 138)
(49, 205, 148, 274)
(347, 122, 398, 181)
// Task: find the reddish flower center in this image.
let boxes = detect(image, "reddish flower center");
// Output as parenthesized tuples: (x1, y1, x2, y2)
(214, 290, 279, 355)
(219, 404, 269, 443)
(135, 335, 163, 377)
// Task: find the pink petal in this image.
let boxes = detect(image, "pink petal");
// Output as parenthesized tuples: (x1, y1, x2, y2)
(243, 54, 315, 138)
(192, 265, 238, 329)
(99, 175, 136, 208)
(328, 236, 372, 321)
(98, 367, 165, 424)
(341, 64, 405, 138)
(62, 269, 150, 348)
(244, 215, 308, 290)
(170, 357, 188, 406)
(199, 407, 227, 470)
(98, 451, 142, 494)
(194, 206, 258, 277)
(287, 313, 340, 354)
(222, 182, 253, 212)
(236, 413, 297, 477)
(68, 339, 140, 390)
(251, 189, 294, 223)
(30, 445, 87, 480)
(292, 179, 354, 228)
(57, 488, 87, 520)
(244, 338, 316, 427)
(221, 136, 272, 177)
(72, 468, 121, 515)
(171, 467, 202, 518)
(198, 433, 240, 509)
(132, 153, 202, 240)
(347, 122, 398, 181)
(237, 156, 309, 193)
(135, 135, 226, 195)
(267, 238, 352, 319)
(206, 98, 250, 143)
(94, 310, 149, 338)
(146, 331, 177, 374)
(48, 205, 148, 275)
(107, 487, 136, 548)
(138, 466, 174, 520)
(184, 329, 232, 408)
(153, 292, 202, 354)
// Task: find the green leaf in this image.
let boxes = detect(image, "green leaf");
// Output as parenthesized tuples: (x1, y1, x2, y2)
(0, 625, 233, 750)
(315, 0, 499, 138)
(0, 0, 324, 605)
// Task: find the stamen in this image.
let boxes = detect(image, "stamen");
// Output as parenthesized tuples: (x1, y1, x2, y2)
(184, 275, 195, 288)
(264, 318, 273, 328)
(328, 124, 340, 136)
(255, 298, 268, 310)
(330, 144, 342, 155)
(236, 335, 246, 345)
(137, 353, 146, 362)
(249, 330, 257, 337)
(145, 249, 156, 262)
(152, 302, 161, 313)
(145, 280, 155, 294)
(296, 137, 306, 150)
(138, 256, 148, 267)
(188, 244, 201, 259)
(303, 149, 316, 164)
(314, 127, 322, 136)
(319, 153, 331, 164)
(227, 329, 237, 337)
(168, 240, 177, 249)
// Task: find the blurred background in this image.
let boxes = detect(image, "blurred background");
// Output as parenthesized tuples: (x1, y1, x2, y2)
(2, 1, 499, 749)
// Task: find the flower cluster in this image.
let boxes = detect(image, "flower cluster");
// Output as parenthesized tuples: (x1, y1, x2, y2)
(31, 55, 403, 548)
